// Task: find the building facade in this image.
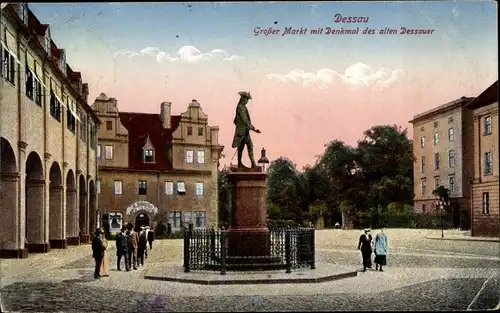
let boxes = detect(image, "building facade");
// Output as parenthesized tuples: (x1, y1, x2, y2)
(0, 4, 99, 258)
(467, 81, 499, 237)
(410, 97, 474, 218)
(92, 94, 224, 232)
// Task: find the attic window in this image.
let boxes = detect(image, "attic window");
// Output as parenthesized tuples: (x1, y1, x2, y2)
(143, 148, 154, 163)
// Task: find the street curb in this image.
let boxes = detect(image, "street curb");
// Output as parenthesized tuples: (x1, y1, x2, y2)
(144, 270, 358, 285)
(425, 236, 500, 243)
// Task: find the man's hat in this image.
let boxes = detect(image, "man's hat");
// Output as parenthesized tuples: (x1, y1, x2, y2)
(238, 91, 252, 99)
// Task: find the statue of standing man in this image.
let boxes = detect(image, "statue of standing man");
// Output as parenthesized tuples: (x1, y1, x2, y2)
(232, 91, 261, 168)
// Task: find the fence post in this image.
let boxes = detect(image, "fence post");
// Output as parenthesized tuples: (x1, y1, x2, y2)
(210, 227, 216, 260)
(285, 228, 291, 274)
(183, 225, 191, 272)
(310, 228, 316, 270)
(220, 226, 227, 275)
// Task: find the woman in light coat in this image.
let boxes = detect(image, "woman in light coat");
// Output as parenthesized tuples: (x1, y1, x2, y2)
(99, 229, 109, 277)
(374, 228, 388, 272)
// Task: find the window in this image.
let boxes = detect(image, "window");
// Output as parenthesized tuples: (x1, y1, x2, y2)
(420, 156, 425, 173)
(196, 151, 205, 164)
(183, 212, 193, 225)
(105, 145, 113, 160)
(195, 182, 204, 196)
(448, 150, 455, 168)
(89, 122, 96, 149)
(2, 47, 15, 84)
(434, 177, 440, 190)
(168, 212, 182, 229)
(164, 181, 174, 195)
(143, 149, 154, 163)
(198, 127, 204, 136)
(484, 116, 492, 135)
(177, 182, 186, 195)
(484, 152, 492, 175)
(113, 180, 123, 195)
(433, 121, 438, 128)
(49, 90, 61, 121)
(25, 65, 34, 100)
(45, 36, 51, 55)
(448, 128, 454, 142)
(185, 150, 194, 163)
(79, 110, 87, 142)
(448, 176, 455, 193)
(66, 100, 76, 133)
(194, 211, 206, 228)
(422, 204, 426, 214)
(97, 145, 101, 159)
(138, 181, 147, 195)
(448, 117, 454, 123)
(96, 180, 101, 195)
(434, 153, 439, 170)
(420, 136, 425, 148)
(21, 4, 28, 25)
(33, 63, 42, 105)
(482, 192, 490, 214)
(187, 126, 193, 135)
(433, 133, 439, 145)
(420, 179, 426, 195)
(106, 120, 113, 131)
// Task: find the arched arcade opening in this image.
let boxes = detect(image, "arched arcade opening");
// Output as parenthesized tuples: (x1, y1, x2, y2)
(0, 138, 23, 258)
(48, 162, 66, 249)
(78, 175, 89, 244)
(66, 170, 79, 245)
(25, 151, 48, 253)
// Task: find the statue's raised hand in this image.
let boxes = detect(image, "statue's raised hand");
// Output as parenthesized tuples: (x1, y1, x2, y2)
(254, 129, 261, 134)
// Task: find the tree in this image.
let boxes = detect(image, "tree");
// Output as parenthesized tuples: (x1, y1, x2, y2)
(267, 157, 306, 222)
(355, 125, 414, 211)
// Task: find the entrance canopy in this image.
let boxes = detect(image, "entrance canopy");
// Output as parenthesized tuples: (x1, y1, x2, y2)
(125, 201, 159, 216)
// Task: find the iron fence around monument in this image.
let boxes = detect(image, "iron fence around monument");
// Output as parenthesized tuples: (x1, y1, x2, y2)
(183, 225, 315, 275)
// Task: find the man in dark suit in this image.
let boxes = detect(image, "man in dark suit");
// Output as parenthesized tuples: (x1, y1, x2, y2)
(115, 227, 130, 271)
(91, 228, 105, 279)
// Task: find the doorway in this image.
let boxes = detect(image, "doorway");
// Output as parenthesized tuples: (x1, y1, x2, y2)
(135, 213, 150, 231)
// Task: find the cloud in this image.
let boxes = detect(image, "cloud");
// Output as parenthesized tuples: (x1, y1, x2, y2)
(266, 63, 405, 91)
(114, 45, 244, 64)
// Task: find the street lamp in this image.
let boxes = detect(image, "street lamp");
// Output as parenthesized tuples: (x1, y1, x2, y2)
(436, 199, 450, 238)
(258, 147, 270, 172)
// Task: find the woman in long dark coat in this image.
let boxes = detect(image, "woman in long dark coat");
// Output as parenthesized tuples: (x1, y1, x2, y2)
(357, 229, 373, 272)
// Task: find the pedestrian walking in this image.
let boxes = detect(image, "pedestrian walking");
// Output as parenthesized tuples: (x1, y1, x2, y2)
(374, 228, 388, 272)
(137, 226, 148, 266)
(91, 228, 106, 279)
(357, 228, 373, 272)
(126, 223, 139, 270)
(115, 227, 130, 271)
(147, 226, 155, 250)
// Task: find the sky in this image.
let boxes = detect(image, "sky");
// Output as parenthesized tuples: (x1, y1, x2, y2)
(27, 1, 498, 168)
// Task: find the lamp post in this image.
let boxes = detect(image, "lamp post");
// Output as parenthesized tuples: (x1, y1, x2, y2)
(436, 199, 450, 238)
(258, 147, 270, 172)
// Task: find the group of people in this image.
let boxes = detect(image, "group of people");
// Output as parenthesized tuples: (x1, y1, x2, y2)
(357, 227, 388, 272)
(91, 223, 155, 279)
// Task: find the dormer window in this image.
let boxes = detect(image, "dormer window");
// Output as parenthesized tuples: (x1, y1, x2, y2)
(143, 149, 154, 163)
(59, 52, 66, 71)
(45, 36, 51, 56)
(21, 4, 29, 25)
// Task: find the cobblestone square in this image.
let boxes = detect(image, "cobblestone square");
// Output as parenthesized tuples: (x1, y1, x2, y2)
(1, 229, 499, 312)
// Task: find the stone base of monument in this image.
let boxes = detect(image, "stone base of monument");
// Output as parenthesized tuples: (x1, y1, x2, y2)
(145, 262, 358, 285)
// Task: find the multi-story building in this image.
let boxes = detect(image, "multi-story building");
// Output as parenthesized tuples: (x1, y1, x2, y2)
(409, 97, 474, 220)
(0, 4, 99, 258)
(92, 94, 223, 233)
(467, 81, 499, 237)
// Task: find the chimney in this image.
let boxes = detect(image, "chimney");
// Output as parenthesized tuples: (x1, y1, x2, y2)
(210, 126, 219, 145)
(82, 83, 89, 103)
(160, 102, 171, 129)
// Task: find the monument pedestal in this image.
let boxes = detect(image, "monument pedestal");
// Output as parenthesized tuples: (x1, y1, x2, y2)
(225, 167, 280, 268)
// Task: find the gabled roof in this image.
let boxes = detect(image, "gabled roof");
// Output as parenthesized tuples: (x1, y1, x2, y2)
(118, 112, 182, 171)
(467, 81, 498, 110)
